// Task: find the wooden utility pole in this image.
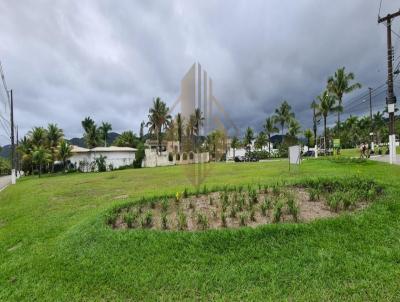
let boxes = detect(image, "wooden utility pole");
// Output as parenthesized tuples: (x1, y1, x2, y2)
(378, 10, 400, 163)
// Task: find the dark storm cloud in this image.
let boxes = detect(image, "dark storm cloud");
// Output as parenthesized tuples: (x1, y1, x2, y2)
(0, 0, 398, 144)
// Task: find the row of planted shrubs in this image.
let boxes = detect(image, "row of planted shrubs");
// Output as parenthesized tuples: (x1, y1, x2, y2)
(106, 176, 383, 230)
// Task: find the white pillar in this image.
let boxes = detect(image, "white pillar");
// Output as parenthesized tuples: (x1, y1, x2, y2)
(314, 145, 318, 158)
(389, 134, 396, 164)
(11, 169, 16, 184)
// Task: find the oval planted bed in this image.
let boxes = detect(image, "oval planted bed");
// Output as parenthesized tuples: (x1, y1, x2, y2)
(106, 177, 384, 232)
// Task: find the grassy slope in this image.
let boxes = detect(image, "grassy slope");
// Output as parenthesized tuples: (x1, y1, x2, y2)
(1, 160, 400, 301)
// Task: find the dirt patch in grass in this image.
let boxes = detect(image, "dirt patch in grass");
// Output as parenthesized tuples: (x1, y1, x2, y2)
(109, 180, 382, 231)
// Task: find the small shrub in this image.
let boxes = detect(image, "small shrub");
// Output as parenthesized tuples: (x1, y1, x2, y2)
(221, 212, 227, 227)
(250, 208, 256, 221)
(196, 213, 209, 230)
(161, 212, 168, 229)
(141, 211, 153, 228)
(260, 202, 268, 216)
(309, 189, 320, 202)
(273, 200, 284, 223)
(238, 195, 245, 211)
(183, 188, 189, 198)
(327, 193, 342, 212)
(287, 197, 299, 222)
(239, 213, 247, 226)
(249, 189, 258, 204)
(175, 192, 182, 204)
(272, 185, 280, 196)
(222, 192, 229, 212)
(177, 211, 188, 230)
(161, 198, 169, 212)
(106, 213, 117, 226)
(123, 211, 137, 228)
(230, 206, 237, 218)
(263, 184, 269, 193)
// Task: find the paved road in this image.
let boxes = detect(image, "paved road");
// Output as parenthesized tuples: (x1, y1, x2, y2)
(370, 155, 400, 165)
(0, 175, 11, 192)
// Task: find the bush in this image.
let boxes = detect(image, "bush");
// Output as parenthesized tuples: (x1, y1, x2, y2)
(123, 211, 138, 228)
(221, 212, 227, 227)
(273, 200, 284, 223)
(133, 143, 145, 168)
(230, 206, 237, 218)
(260, 202, 268, 216)
(239, 213, 247, 226)
(250, 208, 256, 221)
(196, 213, 208, 230)
(161, 198, 169, 212)
(327, 193, 342, 212)
(95, 155, 107, 172)
(177, 211, 187, 230)
(287, 196, 299, 222)
(141, 211, 153, 228)
(161, 212, 168, 230)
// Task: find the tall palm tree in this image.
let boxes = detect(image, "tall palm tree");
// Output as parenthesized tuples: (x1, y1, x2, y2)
(57, 140, 72, 172)
(264, 116, 279, 154)
(288, 119, 301, 138)
(230, 136, 240, 159)
(82, 117, 95, 133)
(274, 100, 295, 135)
(193, 108, 205, 136)
(243, 127, 254, 153)
(47, 124, 64, 172)
(18, 136, 33, 175)
(146, 97, 171, 154)
(327, 67, 361, 126)
(304, 129, 313, 148)
(81, 117, 99, 148)
(254, 132, 267, 150)
(317, 90, 339, 148)
(176, 113, 184, 152)
(310, 100, 321, 146)
(29, 127, 47, 148)
(32, 146, 51, 178)
(99, 122, 112, 147)
(113, 131, 139, 148)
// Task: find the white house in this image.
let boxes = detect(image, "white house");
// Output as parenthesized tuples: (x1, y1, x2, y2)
(70, 145, 137, 172)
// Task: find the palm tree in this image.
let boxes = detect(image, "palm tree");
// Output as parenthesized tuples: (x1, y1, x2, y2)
(264, 116, 278, 154)
(47, 124, 64, 172)
(113, 131, 139, 148)
(230, 136, 240, 159)
(139, 121, 145, 141)
(18, 136, 33, 175)
(193, 108, 205, 136)
(32, 146, 51, 177)
(274, 100, 295, 135)
(327, 67, 361, 126)
(304, 129, 313, 148)
(310, 100, 321, 146)
(288, 119, 301, 139)
(146, 97, 171, 154)
(81, 117, 99, 148)
(58, 140, 72, 172)
(254, 132, 267, 150)
(176, 113, 184, 152)
(82, 117, 95, 133)
(243, 127, 254, 153)
(29, 127, 47, 147)
(317, 90, 339, 148)
(99, 122, 112, 147)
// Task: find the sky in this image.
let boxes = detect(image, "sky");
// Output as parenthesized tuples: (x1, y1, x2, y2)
(0, 0, 400, 145)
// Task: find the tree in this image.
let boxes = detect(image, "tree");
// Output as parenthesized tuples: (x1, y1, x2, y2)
(310, 100, 321, 146)
(29, 127, 47, 148)
(99, 122, 112, 147)
(58, 140, 72, 172)
(317, 90, 339, 149)
(146, 97, 171, 154)
(230, 136, 240, 159)
(243, 127, 254, 152)
(113, 131, 139, 148)
(176, 113, 184, 152)
(81, 117, 99, 148)
(254, 132, 267, 150)
(193, 108, 205, 136)
(139, 121, 145, 141)
(327, 67, 361, 126)
(17, 136, 33, 175)
(207, 129, 226, 161)
(288, 119, 301, 139)
(47, 124, 64, 172)
(32, 146, 51, 177)
(264, 116, 278, 154)
(274, 100, 295, 135)
(304, 129, 313, 148)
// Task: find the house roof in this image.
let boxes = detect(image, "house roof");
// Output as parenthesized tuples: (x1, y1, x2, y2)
(71, 145, 137, 153)
(91, 146, 137, 152)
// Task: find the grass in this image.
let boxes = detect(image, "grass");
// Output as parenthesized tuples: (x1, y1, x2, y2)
(1, 160, 400, 300)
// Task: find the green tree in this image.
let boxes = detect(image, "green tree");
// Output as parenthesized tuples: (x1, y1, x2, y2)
(264, 116, 278, 154)
(81, 117, 99, 148)
(230, 136, 240, 159)
(176, 113, 184, 152)
(243, 127, 254, 152)
(114, 131, 139, 148)
(327, 67, 361, 126)
(274, 100, 295, 135)
(47, 123, 64, 172)
(146, 97, 171, 154)
(29, 127, 47, 148)
(32, 146, 51, 177)
(57, 140, 72, 172)
(317, 90, 339, 148)
(139, 121, 145, 141)
(310, 100, 321, 146)
(99, 122, 112, 147)
(304, 128, 313, 148)
(254, 132, 267, 150)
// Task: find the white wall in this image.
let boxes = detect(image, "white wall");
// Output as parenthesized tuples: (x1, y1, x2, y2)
(70, 151, 135, 172)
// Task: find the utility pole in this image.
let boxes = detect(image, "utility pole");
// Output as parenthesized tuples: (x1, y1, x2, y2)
(10, 89, 16, 184)
(369, 87, 374, 151)
(378, 10, 400, 164)
(16, 125, 19, 177)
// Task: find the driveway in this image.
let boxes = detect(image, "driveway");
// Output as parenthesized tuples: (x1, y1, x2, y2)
(0, 175, 11, 192)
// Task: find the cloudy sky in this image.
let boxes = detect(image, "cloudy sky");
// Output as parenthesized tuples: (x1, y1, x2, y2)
(0, 0, 399, 145)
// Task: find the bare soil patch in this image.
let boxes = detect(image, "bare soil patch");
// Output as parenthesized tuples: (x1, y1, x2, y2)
(109, 182, 380, 231)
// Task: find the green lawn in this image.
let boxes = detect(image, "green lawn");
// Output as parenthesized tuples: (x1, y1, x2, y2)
(1, 160, 400, 301)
